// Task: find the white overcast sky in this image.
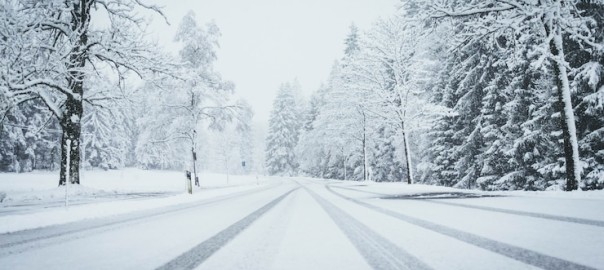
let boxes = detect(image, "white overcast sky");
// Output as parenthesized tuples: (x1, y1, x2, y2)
(146, 0, 398, 124)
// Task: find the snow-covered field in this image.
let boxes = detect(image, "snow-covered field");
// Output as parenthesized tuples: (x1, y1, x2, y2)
(0, 168, 263, 198)
(0, 169, 270, 233)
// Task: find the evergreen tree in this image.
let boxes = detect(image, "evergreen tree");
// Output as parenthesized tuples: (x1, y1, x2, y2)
(567, 2, 604, 189)
(265, 82, 301, 176)
(297, 84, 330, 178)
(344, 24, 360, 57)
(370, 125, 404, 182)
(0, 99, 60, 172)
(427, 0, 603, 191)
(81, 101, 128, 170)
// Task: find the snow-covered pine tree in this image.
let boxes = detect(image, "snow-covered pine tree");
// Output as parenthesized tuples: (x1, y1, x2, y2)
(340, 24, 371, 181)
(0, 99, 60, 172)
(345, 24, 361, 57)
(428, 0, 603, 190)
(265, 82, 301, 176)
(317, 64, 372, 180)
(370, 125, 404, 182)
(415, 21, 461, 186)
(297, 27, 373, 181)
(419, 37, 485, 188)
(567, 2, 604, 189)
(81, 101, 128, 170)
(349, 14, 453, 185)
(458, 50, 506, 189)
(476, 62, 514, 190)
(480, 31, 560, 191)
(296, 84, 330, 178)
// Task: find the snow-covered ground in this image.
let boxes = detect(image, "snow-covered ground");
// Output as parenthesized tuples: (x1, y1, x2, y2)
(0, 169, 271, 233)
(1, 173, 603, 269)
(324, 180, 604, 269)
(1, 168, 263, 199)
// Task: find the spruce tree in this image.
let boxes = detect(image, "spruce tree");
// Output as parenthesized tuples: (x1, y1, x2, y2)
(265, 83, 300, 176)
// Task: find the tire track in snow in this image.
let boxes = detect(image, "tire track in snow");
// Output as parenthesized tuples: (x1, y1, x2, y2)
(421, 200, 604, 228)
(0, 183, 281, 256)
(326, 184, 597, 270)
(330, 185, 604, 228)
(329, 185, 386, 196)
(197, 190, 294, 270)
(305, 187, 432, 270)
(156, 187, 299, 270)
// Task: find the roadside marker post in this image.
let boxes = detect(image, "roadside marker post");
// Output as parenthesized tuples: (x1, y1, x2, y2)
(185, 170, 192, 194)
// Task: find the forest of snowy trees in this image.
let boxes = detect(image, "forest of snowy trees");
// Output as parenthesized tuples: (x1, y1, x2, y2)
(1, 0, 602, 192)
(0, 1, 255, 185)
(266, 0, 604, 191)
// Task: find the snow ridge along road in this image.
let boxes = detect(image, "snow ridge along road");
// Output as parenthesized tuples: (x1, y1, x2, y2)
(0, 182, 281, 256)
(418, 199, 604, 228)
(326, 184, 597, 270)
(157, 186, 300, 270)
(304, 186, 432, 270)
(332, 185, 604, 227)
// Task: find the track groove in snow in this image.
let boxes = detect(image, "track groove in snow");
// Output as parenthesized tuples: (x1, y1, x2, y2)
(157, 187, 299, 270)
(419, 199, 604, 228)
(330, 185, 604, 228)
(0, 183, 279, 256)
(326, 184, 597, 270)
(305, 186, 432, 270)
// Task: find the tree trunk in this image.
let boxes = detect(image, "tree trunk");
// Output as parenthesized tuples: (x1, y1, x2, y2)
(343, 153, 347, 181)
(362, 131, 367, 181)
(58, 0, 90, 186)
(401, 121, 413, 184)
(361, 110, 368, 181)
(59, 98, 83, 186)
(545, 10, 582, 191)
(192, 147, 198, 187)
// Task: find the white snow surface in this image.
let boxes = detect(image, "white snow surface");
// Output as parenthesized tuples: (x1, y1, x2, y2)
(198, 186, 372, 270)
(323, 180, 604, 269)
(339, 180, 604, 200)
(0, 169, 270, 233)
(1, 174, 603, 269)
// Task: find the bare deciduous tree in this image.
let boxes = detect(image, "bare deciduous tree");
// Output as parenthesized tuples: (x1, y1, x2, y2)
(1, 0, 170, 185)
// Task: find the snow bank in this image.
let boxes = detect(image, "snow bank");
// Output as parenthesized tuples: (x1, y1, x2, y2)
(0, 168, 264, 200)
(0, 169, 270, 233)
(323, 179, 604, 200)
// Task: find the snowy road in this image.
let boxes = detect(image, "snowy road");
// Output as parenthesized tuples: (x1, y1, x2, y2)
(1, 179, 603, 270)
